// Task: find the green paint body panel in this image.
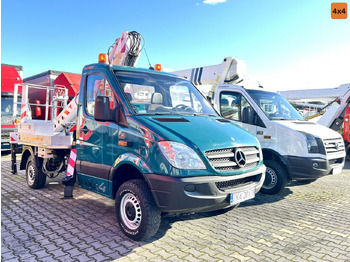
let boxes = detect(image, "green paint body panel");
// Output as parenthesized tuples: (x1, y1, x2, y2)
(74, 63, 265, 210)
(77, 173, 113, 198)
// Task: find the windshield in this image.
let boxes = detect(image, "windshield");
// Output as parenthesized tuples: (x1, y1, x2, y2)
(1, 95, 21, 125)
(113, 70, 217, 116)
(247, 90, 303, 120)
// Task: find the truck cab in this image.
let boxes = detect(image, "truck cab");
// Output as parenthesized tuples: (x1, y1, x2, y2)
(214, 84, 345, 194)
(1, 64, 23, 151)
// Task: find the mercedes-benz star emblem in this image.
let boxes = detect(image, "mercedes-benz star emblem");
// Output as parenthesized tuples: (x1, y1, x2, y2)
(334, 142, 339, 150)
(235, 149, 247, 168)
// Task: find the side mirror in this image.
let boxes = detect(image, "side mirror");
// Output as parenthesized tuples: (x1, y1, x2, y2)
(94, 96, 110, 121)
(94, 96, 129, 127)
(242, 107, 255, 124)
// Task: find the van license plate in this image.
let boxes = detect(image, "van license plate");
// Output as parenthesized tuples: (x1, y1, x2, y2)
(230, 188, 255, 205)
(332, 165, 342, 175)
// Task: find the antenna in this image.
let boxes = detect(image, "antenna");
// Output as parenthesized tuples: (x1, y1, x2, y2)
(144, 47, 153, 70)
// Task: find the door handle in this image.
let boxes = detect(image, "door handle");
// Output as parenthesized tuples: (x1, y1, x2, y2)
(80, 127, 89, 132)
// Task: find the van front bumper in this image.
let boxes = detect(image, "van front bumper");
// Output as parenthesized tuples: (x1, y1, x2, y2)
(143, 165, 266, 213)
(285, 155, 345, 180)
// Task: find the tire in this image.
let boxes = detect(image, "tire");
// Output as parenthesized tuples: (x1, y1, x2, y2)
(116, 179, 161, 241)
(26, 155, 47, 189)
(260, 160, 287, 195)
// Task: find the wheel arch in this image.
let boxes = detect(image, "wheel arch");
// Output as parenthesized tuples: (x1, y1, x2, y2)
(111, 163, 145, 199)
(20, 146, 34, 170)
(262, 148, 289, 179)
(111, 153, 153, 199)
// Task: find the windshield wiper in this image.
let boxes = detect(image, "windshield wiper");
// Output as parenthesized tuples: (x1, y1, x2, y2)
(192, 113, 217, 116)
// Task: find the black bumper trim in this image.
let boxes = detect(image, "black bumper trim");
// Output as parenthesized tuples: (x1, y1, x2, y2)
(143, 165, 266, 213)
(284, 155, 345, 180)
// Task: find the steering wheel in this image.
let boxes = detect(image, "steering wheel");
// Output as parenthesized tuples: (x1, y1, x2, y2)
(174, 104, 196, 112)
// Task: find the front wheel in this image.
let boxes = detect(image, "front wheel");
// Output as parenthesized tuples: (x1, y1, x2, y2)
(116, 179, 161, 241)
(26, 155, 47, 189)
(260, 160, 287, 195)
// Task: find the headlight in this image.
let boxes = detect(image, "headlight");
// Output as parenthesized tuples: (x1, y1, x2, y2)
(158, 141, 206, 170)
(300, 132, 319, 153)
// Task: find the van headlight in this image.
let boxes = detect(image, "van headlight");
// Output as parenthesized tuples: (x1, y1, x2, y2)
(300, 132, 319, 153)
(158, 141, 206, 170)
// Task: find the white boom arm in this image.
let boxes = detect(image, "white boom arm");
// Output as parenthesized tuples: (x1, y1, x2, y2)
(53, 95, 78, 133)
(279, 84, 350, 102)
(174, 57, 246, 98)
(279, 84, 350, 129)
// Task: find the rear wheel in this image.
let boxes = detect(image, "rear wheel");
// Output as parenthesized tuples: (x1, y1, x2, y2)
(260, 160, 287, 195)
(116, 179, 161, 241)
(26, 155, 46, 189)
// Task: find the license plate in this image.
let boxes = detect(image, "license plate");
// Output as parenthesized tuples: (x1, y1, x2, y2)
(332, 165, 342, 175)
(230, 188, 255, 205)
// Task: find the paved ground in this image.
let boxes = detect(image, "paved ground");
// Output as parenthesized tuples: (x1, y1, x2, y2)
(1, 153, 350, 262)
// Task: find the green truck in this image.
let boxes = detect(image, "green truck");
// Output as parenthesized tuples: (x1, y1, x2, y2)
(13, 58, 266, 240)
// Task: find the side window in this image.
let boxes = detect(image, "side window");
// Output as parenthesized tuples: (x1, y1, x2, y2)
(220, 92, 240, 120)
(220, 91, 259, 125)
(85, 74, 115, 116)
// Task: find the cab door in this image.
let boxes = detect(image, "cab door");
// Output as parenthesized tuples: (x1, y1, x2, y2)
(218, 91, 265, 137)
(76, 73, 119, 196)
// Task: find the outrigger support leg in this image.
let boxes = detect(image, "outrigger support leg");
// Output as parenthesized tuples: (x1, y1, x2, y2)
(62, 132, 77, 199)
(62, 155, 77, 199)
(11, 144, 17, 175)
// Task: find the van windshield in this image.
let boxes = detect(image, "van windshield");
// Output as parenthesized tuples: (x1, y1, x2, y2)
(247, 89, 303, 120)
(114, 70, 218, 116)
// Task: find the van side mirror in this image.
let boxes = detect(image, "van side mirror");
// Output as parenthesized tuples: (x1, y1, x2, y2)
(94, 96, 110, 121)
(242, 107, 256, 124)
(206, 96, 212, 104)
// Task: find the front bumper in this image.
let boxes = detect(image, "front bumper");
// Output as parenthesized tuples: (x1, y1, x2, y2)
(143, 164, 266, 213)
(285, 155, 345, 180)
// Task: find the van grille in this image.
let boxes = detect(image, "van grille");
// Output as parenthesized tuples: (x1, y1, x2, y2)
(1, 129, 14, 141)
(215, 175, 258, 191)
(205, 146, 260, 172)
(323, 137, 345, 155)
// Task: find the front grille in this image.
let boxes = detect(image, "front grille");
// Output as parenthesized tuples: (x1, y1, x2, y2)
(323, 137, 345, 155)
(215, 175, 258, 191)
(1, 129, 12, 140)
(206, 146, 260, 172)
